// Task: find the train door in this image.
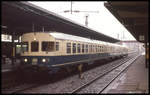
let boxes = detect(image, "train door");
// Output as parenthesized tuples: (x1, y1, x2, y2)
(88, 44, 94, 65)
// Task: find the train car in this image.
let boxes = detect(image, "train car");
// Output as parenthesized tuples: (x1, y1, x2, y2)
(20, 32, 128, 73)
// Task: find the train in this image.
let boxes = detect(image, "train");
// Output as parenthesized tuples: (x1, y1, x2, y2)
(20, 31, 128, 75)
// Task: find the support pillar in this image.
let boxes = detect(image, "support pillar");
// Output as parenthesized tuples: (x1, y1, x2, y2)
(12, 31, 15, 66)
(145, 43, 149, 68)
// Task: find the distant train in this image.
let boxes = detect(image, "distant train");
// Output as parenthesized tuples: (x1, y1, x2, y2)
(20, 32, 128, 73)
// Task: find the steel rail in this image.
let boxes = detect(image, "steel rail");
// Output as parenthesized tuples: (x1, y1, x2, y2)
(71, 54, 139, 93)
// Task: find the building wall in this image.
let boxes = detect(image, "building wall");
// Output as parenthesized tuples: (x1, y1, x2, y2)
(117, 41, 145, 53)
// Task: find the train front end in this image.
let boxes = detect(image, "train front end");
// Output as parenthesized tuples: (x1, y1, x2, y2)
(20, 32, 56, 71)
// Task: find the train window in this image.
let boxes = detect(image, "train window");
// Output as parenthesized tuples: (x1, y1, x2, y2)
(42, 41, 55, 52)
(94, 45, 96, 52)
(82, 44, 84, 53)
(21, 42, 28, 52)
(91, 45, 93, 53)
(104, 46, 105, 52)
(86, 44, 88, 53)
(104, 46, 106, 52)
(31, 41, 39, 52)
(56, 42, 59, 51)
(72, 43, 76, 53)
(89, 45, 91, 53)
(77, 43, 81, 53)
(98, 46, 100, 52)
(92, 45, 94, 52)
(93, 45, 95, 53)
(99, 46, 101, 52)
(67, 43, 71, 53)
(101, 46, 103, 52)
(89, 45, 90, 53)
(96, 45, 97, 52)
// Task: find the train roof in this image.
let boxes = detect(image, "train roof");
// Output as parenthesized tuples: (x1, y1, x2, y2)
(22, 32, 126, 48)
(50, 32, 123, 47)
(50, 32, 106, 44)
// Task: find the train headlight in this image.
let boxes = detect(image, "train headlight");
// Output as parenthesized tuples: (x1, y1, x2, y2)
(24, 58, 28, 62)
(42, 58, 46, 63)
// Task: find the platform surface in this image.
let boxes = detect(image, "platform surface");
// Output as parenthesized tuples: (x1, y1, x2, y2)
(102, 54, 149, 94)
(1, 62, 20, 73)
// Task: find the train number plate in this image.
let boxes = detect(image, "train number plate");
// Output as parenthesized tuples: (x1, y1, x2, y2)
(32, 62, 37, 65)
(32, 58, 38, 65)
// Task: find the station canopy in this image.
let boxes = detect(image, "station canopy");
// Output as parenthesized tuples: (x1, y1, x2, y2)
(2, 1, 120, 43)
(104, 1, 148, 43)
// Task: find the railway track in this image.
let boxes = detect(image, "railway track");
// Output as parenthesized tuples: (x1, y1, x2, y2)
(2, 53, 139, 94)
(2, 71, 67, 94)
(71, 54, 140, 93)
(2, 70, 22, 89)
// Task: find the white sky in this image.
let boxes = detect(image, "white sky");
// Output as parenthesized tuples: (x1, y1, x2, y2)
(29, 1, 136, 41)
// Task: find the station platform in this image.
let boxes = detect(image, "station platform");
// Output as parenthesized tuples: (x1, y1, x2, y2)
(1, 61, 20, 73)
(2, 64, 14, 73)
(102, 54, 149, 93)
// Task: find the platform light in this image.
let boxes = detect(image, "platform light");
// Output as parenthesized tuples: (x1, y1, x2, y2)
(2, 25, 7, 28)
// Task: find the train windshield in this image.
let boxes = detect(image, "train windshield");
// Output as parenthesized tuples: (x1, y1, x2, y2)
(42, 41, 55, 52)
(31, 41, 39, 52)
(21, 42, 28, 53)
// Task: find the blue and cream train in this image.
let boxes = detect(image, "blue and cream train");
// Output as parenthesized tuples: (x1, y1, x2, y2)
(20, 32, 128, 72)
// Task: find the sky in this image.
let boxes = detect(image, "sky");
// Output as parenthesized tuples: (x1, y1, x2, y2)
(29, 1, 136, 41)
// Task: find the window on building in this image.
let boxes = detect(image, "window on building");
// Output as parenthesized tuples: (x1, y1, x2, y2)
(31, 41, 39, 52)
(72, 43, 76, 53)
(77, 43, 81, 53)
(42, 41, 55, 52)
(67, 43, 71, 53)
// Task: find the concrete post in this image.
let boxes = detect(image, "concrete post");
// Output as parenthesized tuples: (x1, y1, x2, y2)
(145, 43, 149, 68)
(12, 31, 15, 66)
